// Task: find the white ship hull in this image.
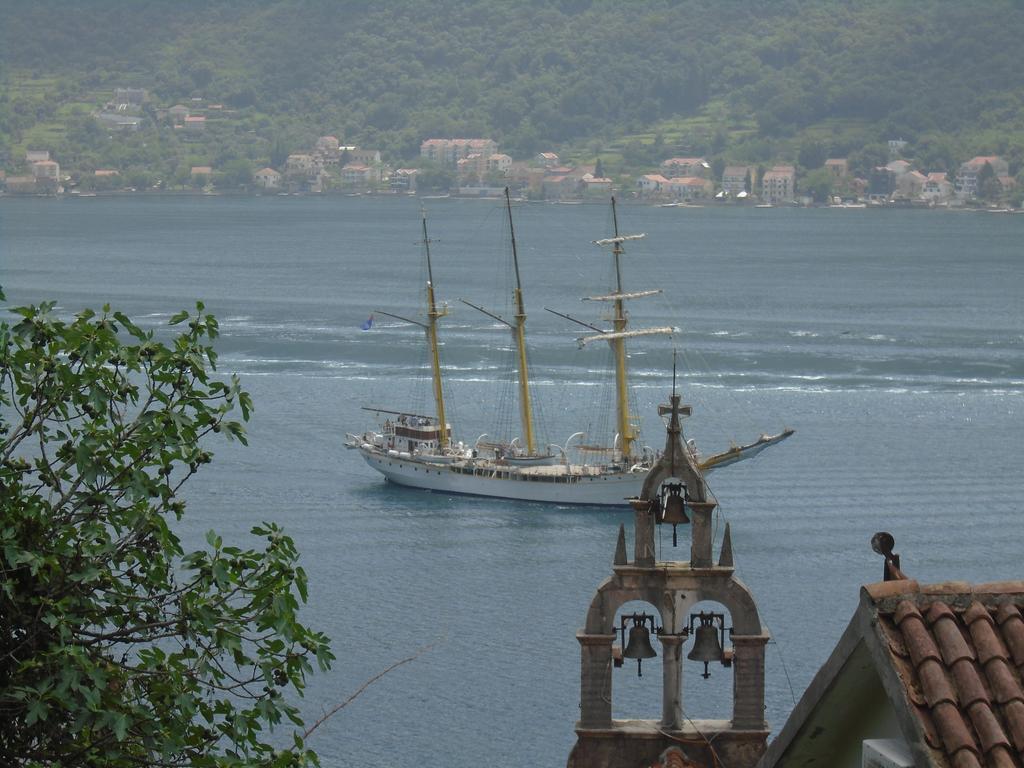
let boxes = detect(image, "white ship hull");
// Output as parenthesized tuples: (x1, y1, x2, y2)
(358, 447, 644, 506)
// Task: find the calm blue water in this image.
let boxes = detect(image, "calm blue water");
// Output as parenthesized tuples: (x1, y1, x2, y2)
(2, 196, 1022, 766)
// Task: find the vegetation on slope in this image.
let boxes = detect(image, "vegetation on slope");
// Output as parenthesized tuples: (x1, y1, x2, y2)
(2, 0, 1024, 176)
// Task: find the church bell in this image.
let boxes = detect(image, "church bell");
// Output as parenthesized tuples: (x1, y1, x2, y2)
(658, 481, 689, 547)
(621, 614, 658, 677)
(687, 612, 725, 679)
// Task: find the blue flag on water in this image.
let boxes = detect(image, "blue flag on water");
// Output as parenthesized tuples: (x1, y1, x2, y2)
(360, 314, 374, 331)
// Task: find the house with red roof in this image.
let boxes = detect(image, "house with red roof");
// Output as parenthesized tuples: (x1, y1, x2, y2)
(956, 156, 1009, 199)
(254, 167, 281, 190)
(761, 166, 796, 204)
(536, 151, 560, 167)
(758, 537, 1024, 768)
(637, 173, 669, 196)
(922, 172, 953, 202)
(660, 157, 710, 177)
(665, 176, 713, 200)
(420, 138, 497, 165)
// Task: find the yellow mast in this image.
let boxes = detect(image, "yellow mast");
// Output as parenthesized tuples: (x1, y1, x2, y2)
(609, 197, 634, 461)
(563, 200, 672, 462)
(422, 211, 449, 448)
(459, 188, 537, 455)
(506, 188, 536, 455)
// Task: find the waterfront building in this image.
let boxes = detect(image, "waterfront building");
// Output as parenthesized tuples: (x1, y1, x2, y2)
(420, 138, 497, 165)
(956, 156, 1009, 199)
(761, 166, 796, 203)
(254, 167, 281, 190)
(722, 165, 755, 196)
(660, 157, 710, 177)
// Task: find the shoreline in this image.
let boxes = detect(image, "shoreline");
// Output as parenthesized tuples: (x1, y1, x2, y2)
(0, 189, 1019, 212)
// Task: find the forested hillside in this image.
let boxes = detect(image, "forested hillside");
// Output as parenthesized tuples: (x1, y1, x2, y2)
(3, 0, 1024, 175)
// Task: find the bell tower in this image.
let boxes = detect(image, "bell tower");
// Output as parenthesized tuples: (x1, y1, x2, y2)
(568, 390, 770, 768)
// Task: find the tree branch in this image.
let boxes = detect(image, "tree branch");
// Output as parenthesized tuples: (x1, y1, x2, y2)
(303, 644, 433, 739)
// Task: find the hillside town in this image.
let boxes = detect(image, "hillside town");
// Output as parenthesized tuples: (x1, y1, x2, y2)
(2, 89, 1021, 210)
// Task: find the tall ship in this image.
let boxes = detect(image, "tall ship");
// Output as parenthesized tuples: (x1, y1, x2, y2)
(345, 193, 792, 506)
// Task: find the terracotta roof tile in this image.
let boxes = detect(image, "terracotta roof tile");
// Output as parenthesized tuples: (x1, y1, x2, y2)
(915, 700, 944, 748)
(868, 584, 1024, 768)
(974, 582, 1024, 596)
(922, 581, 975, 596)
(863, 578, 919, 600)
(968, 701, 1011, 753)
(951, 750, 983, 768)
(933, 701, 979, 754)
(950, 659, 990, 708)
(896, 601, 944, 666)
(967, 609, 1010, 666)
(997, 606, 1024, 667)
(919, 659, 957, 706)
(986, 659, 1022, 705)
(929, 602, 975, 664)
(1001, 699, 1024, 751)
(990, 747, 1018, 768)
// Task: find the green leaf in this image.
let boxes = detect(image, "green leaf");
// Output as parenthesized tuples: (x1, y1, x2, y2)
(25, 699, 48, 726)
(0, 301, 330, 764)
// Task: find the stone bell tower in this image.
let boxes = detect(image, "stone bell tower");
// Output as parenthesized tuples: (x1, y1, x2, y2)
(568, 391, 770, 768)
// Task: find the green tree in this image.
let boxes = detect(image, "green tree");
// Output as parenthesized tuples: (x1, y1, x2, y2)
(414, 163, 453, 192)
(710, 157, 725, 183)
(270, 136, 289, 169)
(797, 139, 827, 170)
(976, 160, 1001, 200)
(801, 167, 834, 203)
(0, 297, 333, 767)
(124, 166, 153, 190)
(219, 158, 254, 190)
(849, 143, 890, 178)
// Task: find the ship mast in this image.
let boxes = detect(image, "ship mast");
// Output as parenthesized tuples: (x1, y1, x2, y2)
(574, 198, 674, 462)
(422, 211, 449, 448)
(609, 198, 633, 459)
(507, 188, 536, 455)
(459, 187, 537, 455)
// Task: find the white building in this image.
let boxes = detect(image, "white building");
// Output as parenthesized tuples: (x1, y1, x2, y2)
(721, 165, 754, 196)
(636, 174, 668, 196)
(254, 167, 282, 190)
(420, 138, 497, 165)
(921, 172, 952, 202)
(956, 155, 1009, 199)
(761, 166, 796, 203)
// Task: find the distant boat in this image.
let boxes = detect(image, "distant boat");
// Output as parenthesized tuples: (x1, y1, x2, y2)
(346, 194, 793, 506)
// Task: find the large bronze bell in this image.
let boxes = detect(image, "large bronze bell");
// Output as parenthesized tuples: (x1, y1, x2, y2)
(659, 481, 689, 547)
(623, 619, 657, 677)
(687, 614, 724, 679)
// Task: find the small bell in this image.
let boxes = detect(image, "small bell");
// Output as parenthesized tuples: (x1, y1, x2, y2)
(622, 618, 657, 677)
(659, 481, 689, 546)
(687, 613, 724, 679)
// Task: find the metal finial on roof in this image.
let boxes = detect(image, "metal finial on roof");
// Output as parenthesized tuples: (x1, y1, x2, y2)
(871, 531, 907, 581)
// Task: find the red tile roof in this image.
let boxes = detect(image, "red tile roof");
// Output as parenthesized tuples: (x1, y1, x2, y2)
(868, 581, 1024, 768)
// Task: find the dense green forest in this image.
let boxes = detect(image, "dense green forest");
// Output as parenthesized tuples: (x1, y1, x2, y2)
(3, 0, 1024, 180)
